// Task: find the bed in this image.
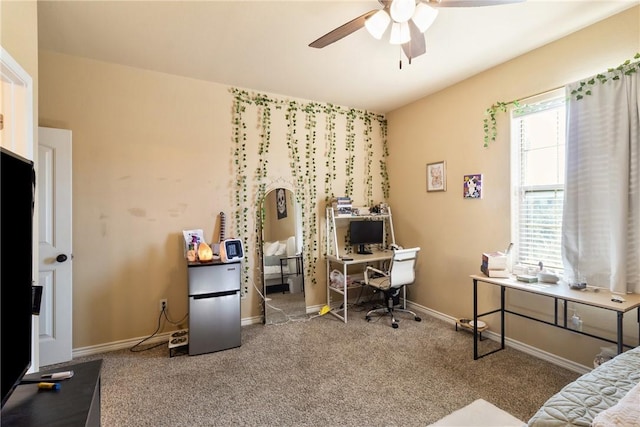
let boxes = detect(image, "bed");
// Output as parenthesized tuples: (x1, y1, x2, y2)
(528, 345, 640, 426)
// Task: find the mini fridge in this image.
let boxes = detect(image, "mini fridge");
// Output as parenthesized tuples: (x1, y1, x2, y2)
(187, 260, 241, 355)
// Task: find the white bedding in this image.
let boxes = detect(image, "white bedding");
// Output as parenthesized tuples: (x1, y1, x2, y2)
(592, 381, 640, 427)
(528, 346, 640, 426)
(263, 236, 296, 285)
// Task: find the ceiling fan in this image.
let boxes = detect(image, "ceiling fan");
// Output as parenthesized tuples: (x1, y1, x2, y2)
(309, 0, 524, 68)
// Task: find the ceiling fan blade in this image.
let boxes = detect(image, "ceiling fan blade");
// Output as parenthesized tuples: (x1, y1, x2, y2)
(427, 0, 524, 7)
(401, 20, 427, 61)
(309, 9, 378, 48)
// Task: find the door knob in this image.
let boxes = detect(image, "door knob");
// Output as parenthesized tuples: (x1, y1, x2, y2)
(56, 254, 68, 263)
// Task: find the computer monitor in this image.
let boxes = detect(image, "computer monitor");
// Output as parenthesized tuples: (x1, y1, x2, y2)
(349, 220, 384, 254)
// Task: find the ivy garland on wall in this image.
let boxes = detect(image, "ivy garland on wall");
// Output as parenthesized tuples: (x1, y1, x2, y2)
(345, 109, 356, 198)
(230, 87, 388, 293)
(324, 107, 337, 206)
(380, 124, 390, 200)
(231, 98, 250, 286)
(253, 98, 275, 277)
(303, 103, 320, 280)
(364, 114, 374, 206)
(483, 53, 640, 147)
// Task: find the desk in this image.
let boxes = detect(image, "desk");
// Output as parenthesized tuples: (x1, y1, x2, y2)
(326, 250, 393, 322)
(1, 359, 102, 426)
(470, 275, 640, 360)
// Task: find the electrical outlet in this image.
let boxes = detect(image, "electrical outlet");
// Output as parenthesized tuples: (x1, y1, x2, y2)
(571, 317, 583, 331)
(159, 299, 167, 312)
(571, 312, 582, 331)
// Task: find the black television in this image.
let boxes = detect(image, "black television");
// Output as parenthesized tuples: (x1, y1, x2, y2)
(349, 220, 384, 254)
(1, 147, 35, 408)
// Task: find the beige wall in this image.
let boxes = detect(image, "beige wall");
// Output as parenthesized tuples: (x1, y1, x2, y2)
(38, 51, 388, 349)
(1, 1, 38, 84)
(39, 52, 240, 348)
(387, 6, 640, 367)
(264, 189, 296, 243)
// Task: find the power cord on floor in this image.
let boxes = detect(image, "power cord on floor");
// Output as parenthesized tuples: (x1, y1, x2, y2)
(129, 307, 189, 353)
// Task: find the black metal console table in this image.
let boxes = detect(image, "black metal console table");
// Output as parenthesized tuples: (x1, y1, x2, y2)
(470, 274, 640, 360)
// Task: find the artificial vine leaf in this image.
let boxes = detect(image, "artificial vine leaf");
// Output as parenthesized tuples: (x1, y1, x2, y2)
(230, 87, 389, 289)
(483, 53, 639, 147)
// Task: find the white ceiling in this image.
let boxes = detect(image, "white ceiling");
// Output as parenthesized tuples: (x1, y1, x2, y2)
(37, 0, 639, 113)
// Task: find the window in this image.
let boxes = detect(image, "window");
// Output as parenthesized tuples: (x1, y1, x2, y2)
(511, 92, 566, 271)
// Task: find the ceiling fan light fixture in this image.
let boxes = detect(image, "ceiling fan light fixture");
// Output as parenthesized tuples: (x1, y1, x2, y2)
(389, 21, 411, 45)
(365, 9, 391, 39)
(390, 0, 416, 23)
(412, 3, 439, 33)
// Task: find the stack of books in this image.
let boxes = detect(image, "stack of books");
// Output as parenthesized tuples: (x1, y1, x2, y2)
(481, 251, 510, 278)
(331, 197, 353, 215)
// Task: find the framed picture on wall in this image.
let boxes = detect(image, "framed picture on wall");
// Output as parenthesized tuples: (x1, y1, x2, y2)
(276, 188, 288, 219)
(463, 174, 483, 199)
(427, 161, 446, 192)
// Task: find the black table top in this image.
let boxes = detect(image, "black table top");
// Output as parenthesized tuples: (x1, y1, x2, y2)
(1, 359, 103, 427)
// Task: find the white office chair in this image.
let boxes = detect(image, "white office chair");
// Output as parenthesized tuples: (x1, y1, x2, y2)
(364, 247, 421, 329)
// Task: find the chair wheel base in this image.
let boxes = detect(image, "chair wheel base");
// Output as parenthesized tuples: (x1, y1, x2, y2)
(365, 307, 422, 328)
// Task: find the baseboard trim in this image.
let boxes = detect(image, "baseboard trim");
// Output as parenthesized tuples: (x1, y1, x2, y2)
(406, 301, 591, 375)
(73, 317, 264, 358)
(242, 316, 263, 326)
(74, 302, 590, 373)
(307, 303, 325, 314)
(73, 331, 174, 358)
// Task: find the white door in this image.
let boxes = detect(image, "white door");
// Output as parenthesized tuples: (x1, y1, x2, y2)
(38, 127, 73, 366)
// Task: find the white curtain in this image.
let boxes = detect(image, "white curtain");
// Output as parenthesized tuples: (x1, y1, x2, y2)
(562, 71, 640, 293)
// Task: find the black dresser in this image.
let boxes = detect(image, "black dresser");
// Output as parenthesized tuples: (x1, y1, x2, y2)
(1, 359, 102, 426)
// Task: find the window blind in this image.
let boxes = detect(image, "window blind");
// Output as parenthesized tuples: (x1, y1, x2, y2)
(513, 96, 565, 271)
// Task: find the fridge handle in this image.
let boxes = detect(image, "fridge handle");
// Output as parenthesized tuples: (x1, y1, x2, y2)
(192, 290, 238, 299)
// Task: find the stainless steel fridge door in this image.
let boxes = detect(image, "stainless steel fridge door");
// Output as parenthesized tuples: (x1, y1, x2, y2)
(189, 291, 241, 355)
(188, 261, 240, 295)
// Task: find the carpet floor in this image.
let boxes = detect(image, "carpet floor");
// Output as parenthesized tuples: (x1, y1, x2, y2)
(52, 305, 579, 426)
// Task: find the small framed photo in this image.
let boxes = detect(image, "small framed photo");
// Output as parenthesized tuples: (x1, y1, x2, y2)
(427, 161, 446, 192)
(463, 174, 482, 199)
